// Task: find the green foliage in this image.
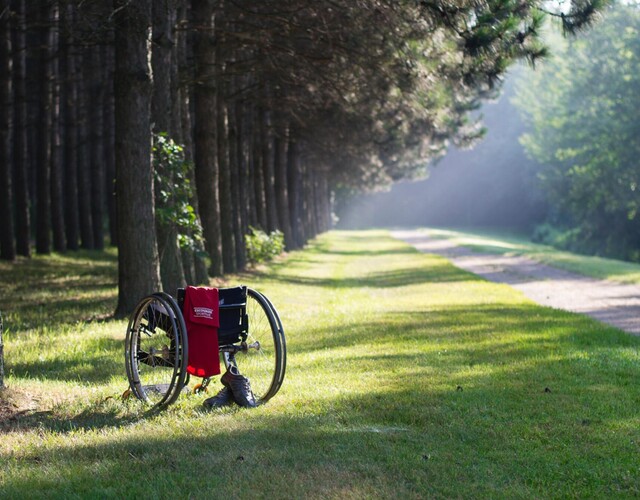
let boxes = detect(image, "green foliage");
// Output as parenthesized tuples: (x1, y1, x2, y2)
(244, 226, 285, 265)
(514, 4, 640, 262)
(152, 134, 205, 253)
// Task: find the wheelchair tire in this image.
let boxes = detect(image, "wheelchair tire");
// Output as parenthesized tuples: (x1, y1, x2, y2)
(221, 288, 285, 404)
(125, 292, 188, 410)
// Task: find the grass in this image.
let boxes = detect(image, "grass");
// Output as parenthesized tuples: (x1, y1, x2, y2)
(424, 227, 640, 285)
(1, 230, 639, 498)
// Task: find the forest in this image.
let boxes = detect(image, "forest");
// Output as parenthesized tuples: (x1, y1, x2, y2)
(0, 0, 604, 315)
(337, 2, 640, 264)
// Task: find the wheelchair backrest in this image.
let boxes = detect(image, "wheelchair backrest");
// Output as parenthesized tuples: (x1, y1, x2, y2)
(177, 286, 247, 343)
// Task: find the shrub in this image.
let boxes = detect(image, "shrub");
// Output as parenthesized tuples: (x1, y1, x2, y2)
(245, 226, 285, 265)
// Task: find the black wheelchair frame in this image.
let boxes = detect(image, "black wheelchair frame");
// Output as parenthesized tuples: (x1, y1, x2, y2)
(124, 286, 286, 410)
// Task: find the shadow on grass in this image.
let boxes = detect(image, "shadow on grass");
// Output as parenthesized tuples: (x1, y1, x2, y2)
(7, 337, 123, 384)
(3, 293, 640, 496)
(2, 362, 640, 498)
(292, 302, 637, 361)
(0, 249, 118, 331)
(252, 260, 472, 289)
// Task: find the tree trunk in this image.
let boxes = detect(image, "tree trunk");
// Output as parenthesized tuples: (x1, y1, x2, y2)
(252, 108, 267, 230)
(62, 2, 79, 250)
(192, 0, 223, 277)
(114, 0, 161, 318)
(217, 80, 236, 273)
(260, 107, 278, 232)
(287, 135, 303, 248)
(245, 105, 258, 229)
(229, 97, 246, 270)
(152, 0, 185, 294)
(0, 311, 4, 389)
(90, 45, 105, 251)
(316, 170, 332, 233)
(177, 2, 208, 285)
(35, 2, 52, 255)
(78, 51, 94, 250)
(12, 0, 30, 257)
(306, 167, 319, 240)
(0, 0, 15, 261)
(104, 46, 117, 247)
(273, 123, 293, 249)
(50, 0, 66, 253)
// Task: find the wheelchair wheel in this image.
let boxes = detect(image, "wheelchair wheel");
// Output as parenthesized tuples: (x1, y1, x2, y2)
(222, 288, 285, 404)
(125, 292, 188, 409)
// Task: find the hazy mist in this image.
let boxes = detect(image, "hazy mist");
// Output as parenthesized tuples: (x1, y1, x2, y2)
(336, 73, 546, 233)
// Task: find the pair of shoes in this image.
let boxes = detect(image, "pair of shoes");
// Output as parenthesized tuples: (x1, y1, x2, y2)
(221, 366, 257, 408)
(203, 387, 235, 409)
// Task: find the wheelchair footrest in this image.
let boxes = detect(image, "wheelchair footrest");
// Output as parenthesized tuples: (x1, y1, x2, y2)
(139, 384, 190, 396)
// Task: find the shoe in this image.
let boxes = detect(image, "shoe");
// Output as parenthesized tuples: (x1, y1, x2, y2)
(203, 387, 235, 409)
(221, 366, 257, 408)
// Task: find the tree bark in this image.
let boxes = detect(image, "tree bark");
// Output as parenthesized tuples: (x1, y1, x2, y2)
(104, 45, 117, 247)
(0, 0, 15, 260)
(0, 311, 4, 389)
(11, 0, 30, 257)
(245, 105, 258, 229)
(287, 135, 303, 248)
(78, 50, 94, 249)
(89, 45, 105, 251)
(252, 108, 267, 230)
(260, 107, 278, 232)
(114, 0, 161, 317)
(50, 0, 66, 253)
(35, 2, 52, 255)
(177, 2, 208, 285)
(62, 4, 79, 251)
(192, 0, 223, 277)
(152, 0, 186, 294)
(217, 79, 236, 273)
(273, 123, 293, 249)
(229, 97, 246, 269)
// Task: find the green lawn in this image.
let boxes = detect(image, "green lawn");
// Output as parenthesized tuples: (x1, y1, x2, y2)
(424, 227, 640, 285)
(1, 230, 639, 498)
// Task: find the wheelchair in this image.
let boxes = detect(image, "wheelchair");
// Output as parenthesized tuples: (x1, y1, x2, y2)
(124, 286, 286, 410)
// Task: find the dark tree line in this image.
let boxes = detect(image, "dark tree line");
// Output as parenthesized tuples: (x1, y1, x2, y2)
(0, 0, 603, 316)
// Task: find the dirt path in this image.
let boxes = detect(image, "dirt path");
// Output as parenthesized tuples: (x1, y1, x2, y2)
(392, 229, 640, 335)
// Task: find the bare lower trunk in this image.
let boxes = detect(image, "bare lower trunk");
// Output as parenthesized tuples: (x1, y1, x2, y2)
(152, 0, 185, 293)
(12, 0, 30, 257)
(90, 45, 105, 251)
(114, 0, 161, 318)
(63, 3, 79, 250)
(193, 0, 222, 277)
(287, 136, 303, 248)
(229, 97, 246, 270)
(50, 1, 65, 253)
(35, 2, 52, 255)
(273, 124, 293, 249)
(217, 84, 236, 273)
(78, 54, 94, 249)
(260, 107, 278, 232)
(0, 0, 15, 260)
(0, 311, 4, 389)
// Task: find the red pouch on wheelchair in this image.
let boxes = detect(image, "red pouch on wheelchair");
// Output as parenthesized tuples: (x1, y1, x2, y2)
(183, 286, 221, 377)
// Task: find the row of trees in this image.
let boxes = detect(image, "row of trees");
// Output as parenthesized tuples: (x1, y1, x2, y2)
(514, 2, 640, 262)
(0, 0, 604, 315)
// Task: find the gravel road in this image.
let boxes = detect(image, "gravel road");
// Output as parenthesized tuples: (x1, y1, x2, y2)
(392, 230, 640, 335)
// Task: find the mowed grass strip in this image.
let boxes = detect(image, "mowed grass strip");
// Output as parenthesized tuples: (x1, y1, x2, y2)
(1, 230, 639, 498)
(425, 227, 640, 285)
